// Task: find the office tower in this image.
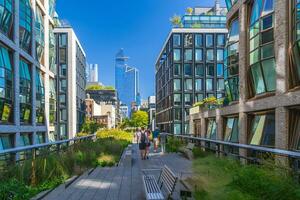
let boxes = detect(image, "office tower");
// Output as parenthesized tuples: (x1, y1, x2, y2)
(87, 63, 99, 83)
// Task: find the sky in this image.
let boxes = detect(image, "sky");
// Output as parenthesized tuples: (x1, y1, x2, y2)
(56, 0, 225, 99)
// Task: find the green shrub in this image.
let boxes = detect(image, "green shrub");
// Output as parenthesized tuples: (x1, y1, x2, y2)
(166, 137, 183, 153)
(96, 129, 133, 143)
(192, 147, 211, 158)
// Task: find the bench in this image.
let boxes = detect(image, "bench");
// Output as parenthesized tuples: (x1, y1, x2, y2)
(142, 165, 178, 200)
(180, 143, 195, 160)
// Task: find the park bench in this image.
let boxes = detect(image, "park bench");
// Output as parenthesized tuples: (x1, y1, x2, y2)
(142, 165, 178, 200)
(180, 143, 195, 160)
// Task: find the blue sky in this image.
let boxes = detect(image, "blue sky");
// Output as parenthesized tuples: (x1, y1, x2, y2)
(56, 0, 225, 99)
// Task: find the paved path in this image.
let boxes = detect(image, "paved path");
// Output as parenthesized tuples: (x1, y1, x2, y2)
(43, 144, 193, 200)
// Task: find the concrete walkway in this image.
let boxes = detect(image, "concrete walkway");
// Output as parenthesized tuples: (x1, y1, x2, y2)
(42, 144, 193, 200)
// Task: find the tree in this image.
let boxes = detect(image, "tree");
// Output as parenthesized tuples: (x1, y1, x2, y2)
(81, 119, 103, 135)
(170, 14, 182, 28)
(131, 111, 149, 128)
(86, 85, 115, 91)
(186, 7, 193, 15)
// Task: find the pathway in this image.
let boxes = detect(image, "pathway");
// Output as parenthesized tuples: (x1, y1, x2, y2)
(42, 144, 193, 200)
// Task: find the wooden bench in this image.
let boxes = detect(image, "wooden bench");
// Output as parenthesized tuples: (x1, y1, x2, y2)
(180, 143, 195, 160)
(142, 165, 178, 200)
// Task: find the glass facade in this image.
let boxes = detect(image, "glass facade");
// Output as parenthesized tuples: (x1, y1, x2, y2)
(0, 134, 13, 150)
(36, 70, 45, 124)
(35, 7, 44, 62)
(224, 117, 239, 143)
(249, 112, 275, 147)
(181, 15, 226, 29)
(249, 0, 276, 96)
(292, 0, 300, 86)
(48, 0, 56, 17)
(0, 0, 13, 37)
(225, 0, 238, 11)
(19, 59, 31, 124)
(49, 78, 56, 125)
(225, 18, 239, 102)
(49, 26, 56, 73)
(0, 45, 13, 123)
(206, 119, 217, 139)
(19, 0, 32, 53)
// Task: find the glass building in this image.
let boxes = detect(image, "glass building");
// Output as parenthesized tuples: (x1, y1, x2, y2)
(115, 49, 139, 117)
(188, 0, 300, 166)
(0, 0, 57, 153)
(156, 4, 227, 134)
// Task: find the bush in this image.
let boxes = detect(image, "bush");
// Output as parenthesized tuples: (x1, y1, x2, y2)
(96, 129, 133, 143)
(166, 137, 183, 153)
(192, 147, 211, 158)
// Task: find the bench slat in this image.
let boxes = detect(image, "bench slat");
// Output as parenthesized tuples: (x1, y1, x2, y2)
(143, 175, 164, 200)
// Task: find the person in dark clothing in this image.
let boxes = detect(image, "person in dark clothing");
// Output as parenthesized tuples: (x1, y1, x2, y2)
(139, 127, 147, 160)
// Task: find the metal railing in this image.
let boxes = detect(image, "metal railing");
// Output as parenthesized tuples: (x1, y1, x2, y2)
(0, 134, 96, 169)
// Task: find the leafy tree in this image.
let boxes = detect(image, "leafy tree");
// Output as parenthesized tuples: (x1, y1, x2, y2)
(86, 85, 115, 91)
(81, 119, 103, 135)
(170, 14, 182, 27)
(131, 111, 149, 128)
(186, 7, 193, 15)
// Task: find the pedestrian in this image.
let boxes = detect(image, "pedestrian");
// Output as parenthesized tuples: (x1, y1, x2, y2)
(139, 127, 147, 160)
(145, 129, 151, 159)
(152, 127, 160, 153)
(134, 128, 141, 144)
(160, 131, 167, 154)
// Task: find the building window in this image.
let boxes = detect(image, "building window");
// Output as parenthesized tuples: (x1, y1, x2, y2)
(206, 64, 214, 76)
(195, 79, 203, 91)
(224, 117, 239, 143)
(49, 78, 56, 125)
(206, 34, 213, 47)
(217, 49, 224, 61)
(249, 0, 275, 96)
(184, 34, 193, 47)
(19, 0, 32, 53)
(184, 64, 192, 76)
(35, 7, 44, 63)
(0, 0, 13, 37)
(249, 112, 275, 147)
(173, 49, 181, 62)
(174, 79, 181, 91)
(19, 59, 31, 124)
(36, 70, 45, 124)
(184, 49, 192, 62)
(195, 64, 204, 76)
(36, 132, 46, 144)
(291, 0, 300, 87)
(206, 79, 213, 91)
(185, 94, 192, 106)
(174, 108, 182, 121)
(225, 0, 238, 10)
(289, 109, 300, 150)
(49, 26, 56, 73)
(174, 124, 181, 135)
(225, 18, 239, 102)
(0, 45, 13, 123)
(217, 79, 225, 91)
(206, 49, 214, 61)
(174, 64, 181, 76)
(48, 0, 56, 17)
(174, 94, 181, 106)
(20, 133, 32, 147)
(60, 109, 67, 121)
(195, 49, 203, 62)
(0, 134, 13, 150)
(206, 119, 217, 139)
(195, 34, 203, 47)
(173, 34, 181, 47)
(217, 34, 225, 46)
(195, 93, 204, 102)
(217, 63, 223, 77)
(184, 79, 193, 91)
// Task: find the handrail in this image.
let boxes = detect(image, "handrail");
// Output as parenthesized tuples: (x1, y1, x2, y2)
(0, 134, 96, 155)
(165, 133, 300, 159)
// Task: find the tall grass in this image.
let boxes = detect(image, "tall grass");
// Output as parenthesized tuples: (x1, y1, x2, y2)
(187, 150, 300, 200)
(0, 136, 130, 200)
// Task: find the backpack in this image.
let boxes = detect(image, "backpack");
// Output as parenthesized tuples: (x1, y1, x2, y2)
(140, 131, 146, 144)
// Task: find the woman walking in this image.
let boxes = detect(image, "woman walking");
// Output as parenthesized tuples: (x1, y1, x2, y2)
(145, 129, 151, 159)
(139, 127, 147, 160)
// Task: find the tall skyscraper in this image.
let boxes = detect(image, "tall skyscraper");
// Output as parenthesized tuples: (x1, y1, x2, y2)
(115, 49, 139, 117)
(87, 64, 99, 83)
(155, 3, 227, 134)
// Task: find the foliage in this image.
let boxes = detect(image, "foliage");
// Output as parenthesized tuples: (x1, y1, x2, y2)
(80, 119, 103, 135)
(166, 137, 183, 153)
(119, 118, 133, 129)
(131, 111, 149, 128)
(186, 7, 193, 15)
(170, 14, 182, 27)
(193, 96, 224, 109)
(86, 84, 115, 91)
(191, 23, 201, 28)
(192, 147, 211, 158)
(0, 134, 130, 200)
(188, 155, 300, 200)
(96, 129, 133, 143)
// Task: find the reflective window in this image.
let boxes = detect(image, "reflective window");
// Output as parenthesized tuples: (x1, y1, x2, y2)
(217, 79, 225, 91)
(0, 45, 13, 123)
(195, 79, 203, 91)
(206, 49, 214, 61)
(184, 79, 193, 91)
(174, 64, 181, 76)
(20, 133, 32, 146)
(49, 78, 56, 125)
(0, 0, 13, 37)
(174, 124, 181, 135)
(174, 108, 182, 121)
(184, 49, 192, 62)
(184, 64, 192, 76)
(217, 49, 224, 61)
(35, 7, 44, 63)
(174, 94, 181, 106)
(195, 64, 204, 76)
(224, 117, 239, 143)
(249, 0, 275, 95)
(250, 113, 275, 147)
(174, 79, 181, 91)
(291, 0, 300, 86)
(48, 0, 56, 17)
(206, 34, 213, 47)
(217, 63, 223, 76)
(36, 70, 45, 124)
(195, 93, 204, 102)
(195, 49, 203, 62)
(206, 64, 214, 76)
(36, 132, 46, 144)
(19, 59, 31, 124)
(195, 34, 203, 47)
(173, 34, 181, 47)
(206, 79, 213, 91)
(206, 119, 217, 139)
(49, 26, 56, 73)
(217, 34, 225, 46)
(173, 49, 181, 62)
(184, 94, 192, 106)
(19, 0, 32, 53)
(0, 134, 13, 150)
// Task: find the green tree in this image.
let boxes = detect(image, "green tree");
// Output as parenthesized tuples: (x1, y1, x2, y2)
(81, 119, 103, 135)
(131, 111, 149, 128)
(86, 85, 115, 91)
(170, 14, 182, 27)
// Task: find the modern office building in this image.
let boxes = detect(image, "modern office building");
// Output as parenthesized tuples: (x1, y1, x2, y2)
(155, 3, 227, 134)
(189, 0, 300, 162)
(87, 63, 99, 83)
(115, 48, 139, 117)
(148, 96, 156, 131)
(54, 26, 86, 140)
(0, 0, 57, 150)
(119, 103, 129, 121)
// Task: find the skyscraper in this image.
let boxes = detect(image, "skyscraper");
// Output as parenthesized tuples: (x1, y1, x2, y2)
(87, 64, 99, 83)
(115, 49, 139, 117)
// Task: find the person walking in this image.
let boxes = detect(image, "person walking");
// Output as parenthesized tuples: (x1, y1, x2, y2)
(145, 129, 151, 159)
(152, 127, 160, 153)
(139, 127, 147, 160)
(160, 131, 167, 154)
(134, 128, 141, 144)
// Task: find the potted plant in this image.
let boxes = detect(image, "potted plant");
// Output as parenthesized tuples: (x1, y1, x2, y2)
(170, 15, 182, 28)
